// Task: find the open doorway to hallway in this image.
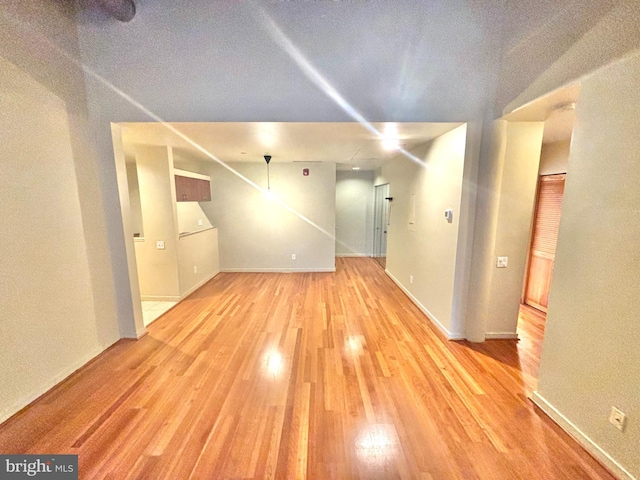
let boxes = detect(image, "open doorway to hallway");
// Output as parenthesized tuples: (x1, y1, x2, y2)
(509, 90, 576, 380)
(517, 171, 567, 388)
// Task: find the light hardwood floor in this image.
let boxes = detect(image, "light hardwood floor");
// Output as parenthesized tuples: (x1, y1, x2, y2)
(0, 258, 615, 479)
(516, 303, 548, 394)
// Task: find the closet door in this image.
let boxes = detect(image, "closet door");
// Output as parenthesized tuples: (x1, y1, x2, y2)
(524, 174, 566, 312)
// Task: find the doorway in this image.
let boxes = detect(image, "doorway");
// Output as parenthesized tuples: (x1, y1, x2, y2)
(373, 184, 390, 268)
(518, 172, 566, 388)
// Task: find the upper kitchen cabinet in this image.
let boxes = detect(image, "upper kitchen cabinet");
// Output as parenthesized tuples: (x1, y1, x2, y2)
(195, 178, 211, 202)
(174, 169, 211, 202)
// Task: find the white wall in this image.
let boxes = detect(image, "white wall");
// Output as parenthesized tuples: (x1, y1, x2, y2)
(373, 168, 388, 187)
(128, 146, 219, 301)
(134, 146, 180, 300)
(484, 121, 543, 337)
(383, 125, 467, 337)
(112, 127, 146, 336)
(176, 202, 213, 235)
(539, 140, 570, 175)
(0, 14, 121, 421)
(126, 161, 144, 236)
(335, 171, 374, 256)
(533, 51, 640, 480)
(201, 162, 336, 272)
(177, 228, 220, 297)
(173, 155, 211, 176)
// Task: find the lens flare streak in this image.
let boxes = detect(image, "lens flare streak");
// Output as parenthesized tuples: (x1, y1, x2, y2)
(256, 7, 425, 166)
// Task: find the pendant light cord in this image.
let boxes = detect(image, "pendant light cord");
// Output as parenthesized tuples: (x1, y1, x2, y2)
(264, 155, 272, 191)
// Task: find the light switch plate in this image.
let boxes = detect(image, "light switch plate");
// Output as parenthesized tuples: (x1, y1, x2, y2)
(156, 240, 165, 250)
(497, 256, 508, 268)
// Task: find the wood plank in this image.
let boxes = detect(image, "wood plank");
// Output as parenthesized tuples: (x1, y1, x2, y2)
(0, 258, 616, 479)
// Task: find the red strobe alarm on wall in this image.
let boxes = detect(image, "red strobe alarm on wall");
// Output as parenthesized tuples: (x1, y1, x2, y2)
(303, 168, 309, 176)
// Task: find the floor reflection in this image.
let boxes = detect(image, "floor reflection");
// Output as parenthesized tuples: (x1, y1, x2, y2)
(355, 424, 399, 470)
(264, 350, 283, 378)
(345, 335, 365, 356)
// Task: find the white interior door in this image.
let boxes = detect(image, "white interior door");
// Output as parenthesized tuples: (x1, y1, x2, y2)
(373, 184, 390, 265)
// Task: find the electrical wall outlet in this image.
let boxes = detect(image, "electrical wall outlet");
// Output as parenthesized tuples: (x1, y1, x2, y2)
(496, 256, 508, 268)
(156, 240, 165, 250)
(409, 275, 414, 284)
(197, 219, 203, 226)
(609, 407, 627, 432)
(291, 254, 296, 260)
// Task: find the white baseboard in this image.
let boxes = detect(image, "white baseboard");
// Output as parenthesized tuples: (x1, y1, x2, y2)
(133, 328, 148, 339)
(531, 391, 637, 480)
(0, 344, 113, 424)
(140, 271, 221, 304)
(335, 253, 371, 257)
(485, 332, 519, 340)
(385, 269, 465, 340)
(221, 267, 336, 273)
(179, 270, 220, 299)
(122, 326, 148, 339)
(141, 295, 181, 302)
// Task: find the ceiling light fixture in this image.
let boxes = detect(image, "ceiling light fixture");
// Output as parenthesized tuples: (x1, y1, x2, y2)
(264, 155, 272, 190)
(382, 123, 400, 151)
(382, 139, 400, 151)
(352, 167, 360, 171)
